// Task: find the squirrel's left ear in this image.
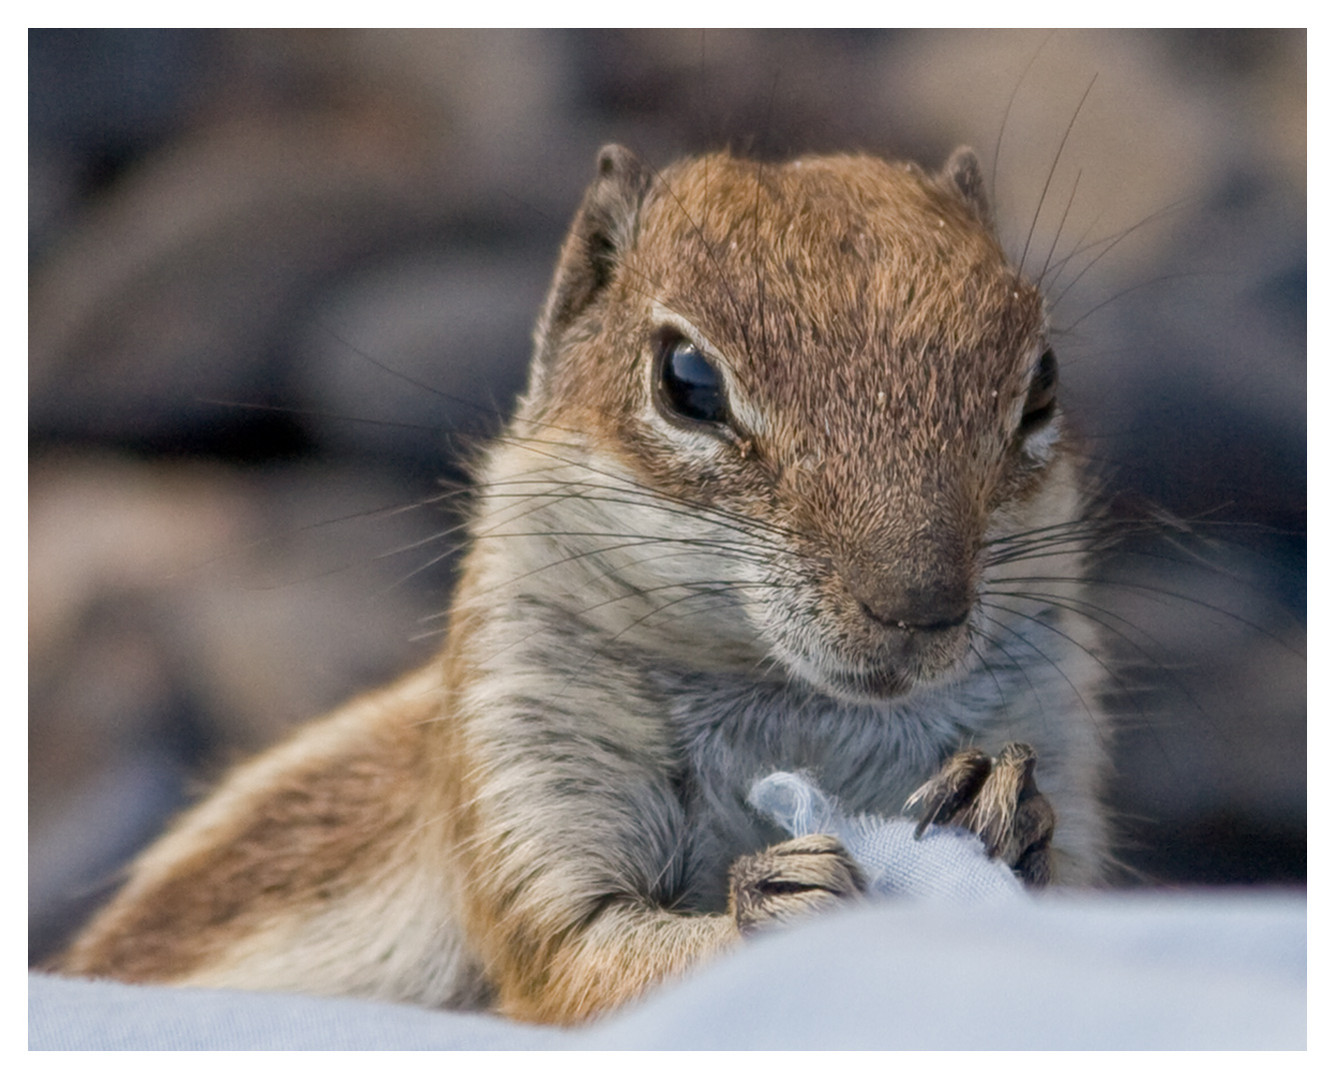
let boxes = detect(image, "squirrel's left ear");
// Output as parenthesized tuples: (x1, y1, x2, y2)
(528, 145, 654, 397)
(939, 147, 994, 233)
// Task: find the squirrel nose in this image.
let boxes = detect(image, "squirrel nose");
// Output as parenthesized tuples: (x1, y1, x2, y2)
(850, 579, 973, 633)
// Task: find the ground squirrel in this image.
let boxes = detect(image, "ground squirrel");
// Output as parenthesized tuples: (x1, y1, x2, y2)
(61, 144, 1111, 1025)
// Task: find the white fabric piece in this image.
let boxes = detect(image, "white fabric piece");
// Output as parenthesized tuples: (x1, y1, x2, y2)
(748, 770, 1024, 902)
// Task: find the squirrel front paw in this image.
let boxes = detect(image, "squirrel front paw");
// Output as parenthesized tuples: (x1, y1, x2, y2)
(728, 833, 866, 935)
(905, 742, 1056, 886)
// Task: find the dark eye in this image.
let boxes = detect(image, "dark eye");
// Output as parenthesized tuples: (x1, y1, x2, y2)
(1020, 348, 1058, 434)
(655, 335, 729, 426)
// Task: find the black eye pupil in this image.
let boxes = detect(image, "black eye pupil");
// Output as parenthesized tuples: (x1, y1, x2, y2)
(658, 339, 728, 425)
(1021, 348, 1058, 429)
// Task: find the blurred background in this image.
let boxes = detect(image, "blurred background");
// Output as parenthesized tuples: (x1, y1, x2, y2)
(29, 29, 1305, 964)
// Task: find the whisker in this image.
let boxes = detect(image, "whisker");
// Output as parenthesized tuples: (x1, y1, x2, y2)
(990, 31, 1057, 204)
(974, 601, 1103, 735)
(991, 573, 1303, 657)
(1037, 168, 1084, 289)
(1046, 197, 1194, 311)
(1019, 73, 1097, 275)
(967, 621, 1048, 724)
(985, 586, 1211, 734)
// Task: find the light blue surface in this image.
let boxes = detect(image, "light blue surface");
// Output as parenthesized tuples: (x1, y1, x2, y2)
(30, 890, 1305, 1050)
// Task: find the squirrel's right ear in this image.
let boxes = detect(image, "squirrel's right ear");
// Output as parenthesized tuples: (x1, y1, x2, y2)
(939, 147, 994, 233)
(530, 145, 653, 386)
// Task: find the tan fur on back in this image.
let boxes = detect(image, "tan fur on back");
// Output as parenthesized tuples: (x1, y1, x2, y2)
(61, 669, 469, 998)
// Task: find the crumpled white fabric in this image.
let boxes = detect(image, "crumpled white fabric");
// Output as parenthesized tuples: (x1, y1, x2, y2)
(748, 770, 1024, 902)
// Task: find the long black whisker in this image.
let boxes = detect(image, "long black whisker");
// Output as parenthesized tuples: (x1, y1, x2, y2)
(1038, 167, 1083, 289)
(990, 30, 1056, 204)
(974, 602, 1103, 734)
(1047, 198, 1194, 311)
(967, 621, 1048, 724)
(983, 588, 1189, 726)
(1019, 73, 1097, 275)
(192, 396, 445, 436)
(992, 573, 1303, 657)
(1055, 272, 1212, 336)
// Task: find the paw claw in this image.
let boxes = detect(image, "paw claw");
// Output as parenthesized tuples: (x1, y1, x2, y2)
(729, 833, 865, 935)
(905, 747, 991, 836)
(911, 742, 1056, 887)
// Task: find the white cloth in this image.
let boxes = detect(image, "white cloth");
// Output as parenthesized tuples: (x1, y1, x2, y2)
(748, 770, 1024, 902)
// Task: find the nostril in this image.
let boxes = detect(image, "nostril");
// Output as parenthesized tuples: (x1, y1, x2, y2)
(858, 600, 909, 630)
(858, 600, 908, 630)
(857, 600, 970, 633)
(911, 608, 971, 633)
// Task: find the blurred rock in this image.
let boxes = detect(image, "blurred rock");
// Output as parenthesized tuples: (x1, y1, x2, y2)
(29, 454, 452, 958)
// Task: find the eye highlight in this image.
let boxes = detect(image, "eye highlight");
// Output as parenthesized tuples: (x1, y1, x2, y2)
(1019, 347, 1058, 435)
(654, 335, 730, 427)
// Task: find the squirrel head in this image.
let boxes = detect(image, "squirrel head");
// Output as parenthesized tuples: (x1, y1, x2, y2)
(515, 146, 1066, 703)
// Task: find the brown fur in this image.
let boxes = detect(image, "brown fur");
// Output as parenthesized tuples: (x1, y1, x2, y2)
(539, 153, 1047, 700)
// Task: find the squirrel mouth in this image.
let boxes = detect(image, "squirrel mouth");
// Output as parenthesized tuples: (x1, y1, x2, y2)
(778, 650, 916, 705)
(761, 593, 975, 705)
(781, 628, 971, 706)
